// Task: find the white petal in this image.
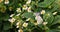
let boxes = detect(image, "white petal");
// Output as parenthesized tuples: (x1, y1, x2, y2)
(35, 16, 43, 24)
(4, 1, 9, 4)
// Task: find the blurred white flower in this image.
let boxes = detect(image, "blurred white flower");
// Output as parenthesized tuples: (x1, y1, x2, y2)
(8, 18, 16, 23)
(26, 18, 31, 21)
(16, 26, 19, 28)
(4, 0, 9, 4)
(0, 0, 3, 3)
(27, 7, 32, 12)
(16, 8, 21, 13)
(43, 22, 48, 25)
(26, 0, 31, 4)
(22, 5, 28, 10)
(16, 22, 20, 26)
(18, 29, 23, 32)
(10, 14, 15, 17)
(23, 22, 28, 27)
(41, 10, 45, 14)
(35, 16, 43, 24)
(34, 13, 43, 24)
(16, 22, 20, 28)
(53, 12, 57, 15)
(16, 13, 20, 16)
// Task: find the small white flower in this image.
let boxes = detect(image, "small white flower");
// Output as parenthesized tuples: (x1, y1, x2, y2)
(26, 0, 31, 4)
(22, 5, 28, 10)
(26, 18, 31, 21)
(16, 22, 20, 28)
(16, 22, 20, 26)
(16, 26, 19, 28)
(23, 22, 28, 27)
(18, 29, 23, 32)
(16, 13, 20, 16)
(4, 0, 9, 4)
(53, 12, 57, 15)
(8, 18, 16, 23)
(27, 7, 32, 12)
(34, 13, 43, 24)
(10, 14, 15, 17)
(43, 22, 48, 25)
(16, 8, 21, 13)
(41, 10, 45, 14)
(35, 16, 43, 24)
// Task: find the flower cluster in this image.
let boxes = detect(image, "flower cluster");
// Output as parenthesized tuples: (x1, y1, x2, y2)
(8, 0, 59, 32)
(0, 0, 60, 32)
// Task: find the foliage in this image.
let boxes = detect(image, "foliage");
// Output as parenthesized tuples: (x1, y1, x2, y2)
(0, 0, 60, 32)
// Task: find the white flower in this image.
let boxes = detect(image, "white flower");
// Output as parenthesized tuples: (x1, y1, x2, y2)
(0, 0, 3, 3)
(35, 16, 43, 24)
(26, 18, 31, 21)
(27, 7, 32, 12)
(8, 18, 16, 23)
(16, 8, 21, 13)
(18, 29, 23, 32)
(53, 12, 57, 15)
(41, 10, 45, 14)
(23, 22, 28, 27)
(4, 0, 9, 4)
(9, 7, 13, 11)
(16, 13, 20, 16)
(16, 22, 20, 26)
(34, 13, 43, 24)
(43, 22, 48, 25)
(22, 5, 28, 10)
(16, 22, 20, 28)
(26, 0, 31, 4)
(16, 26, 19, 28)
(10, 14, 15, 17)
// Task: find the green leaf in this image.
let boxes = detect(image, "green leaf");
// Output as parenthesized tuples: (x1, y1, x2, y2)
(47, 29, 60, 32)
(0, 13, 10, 21)
(35, 8, 42, 12)
(3, 22, 11, 30)
(43, 13, 54, 26)
(38, 0, 55, 8)
(22, 12, 35, 19)
(51, 15, 60, 25)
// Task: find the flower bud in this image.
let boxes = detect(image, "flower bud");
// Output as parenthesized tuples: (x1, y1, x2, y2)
(23, 22, 28, 27)
(41, 10, 45, 14)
